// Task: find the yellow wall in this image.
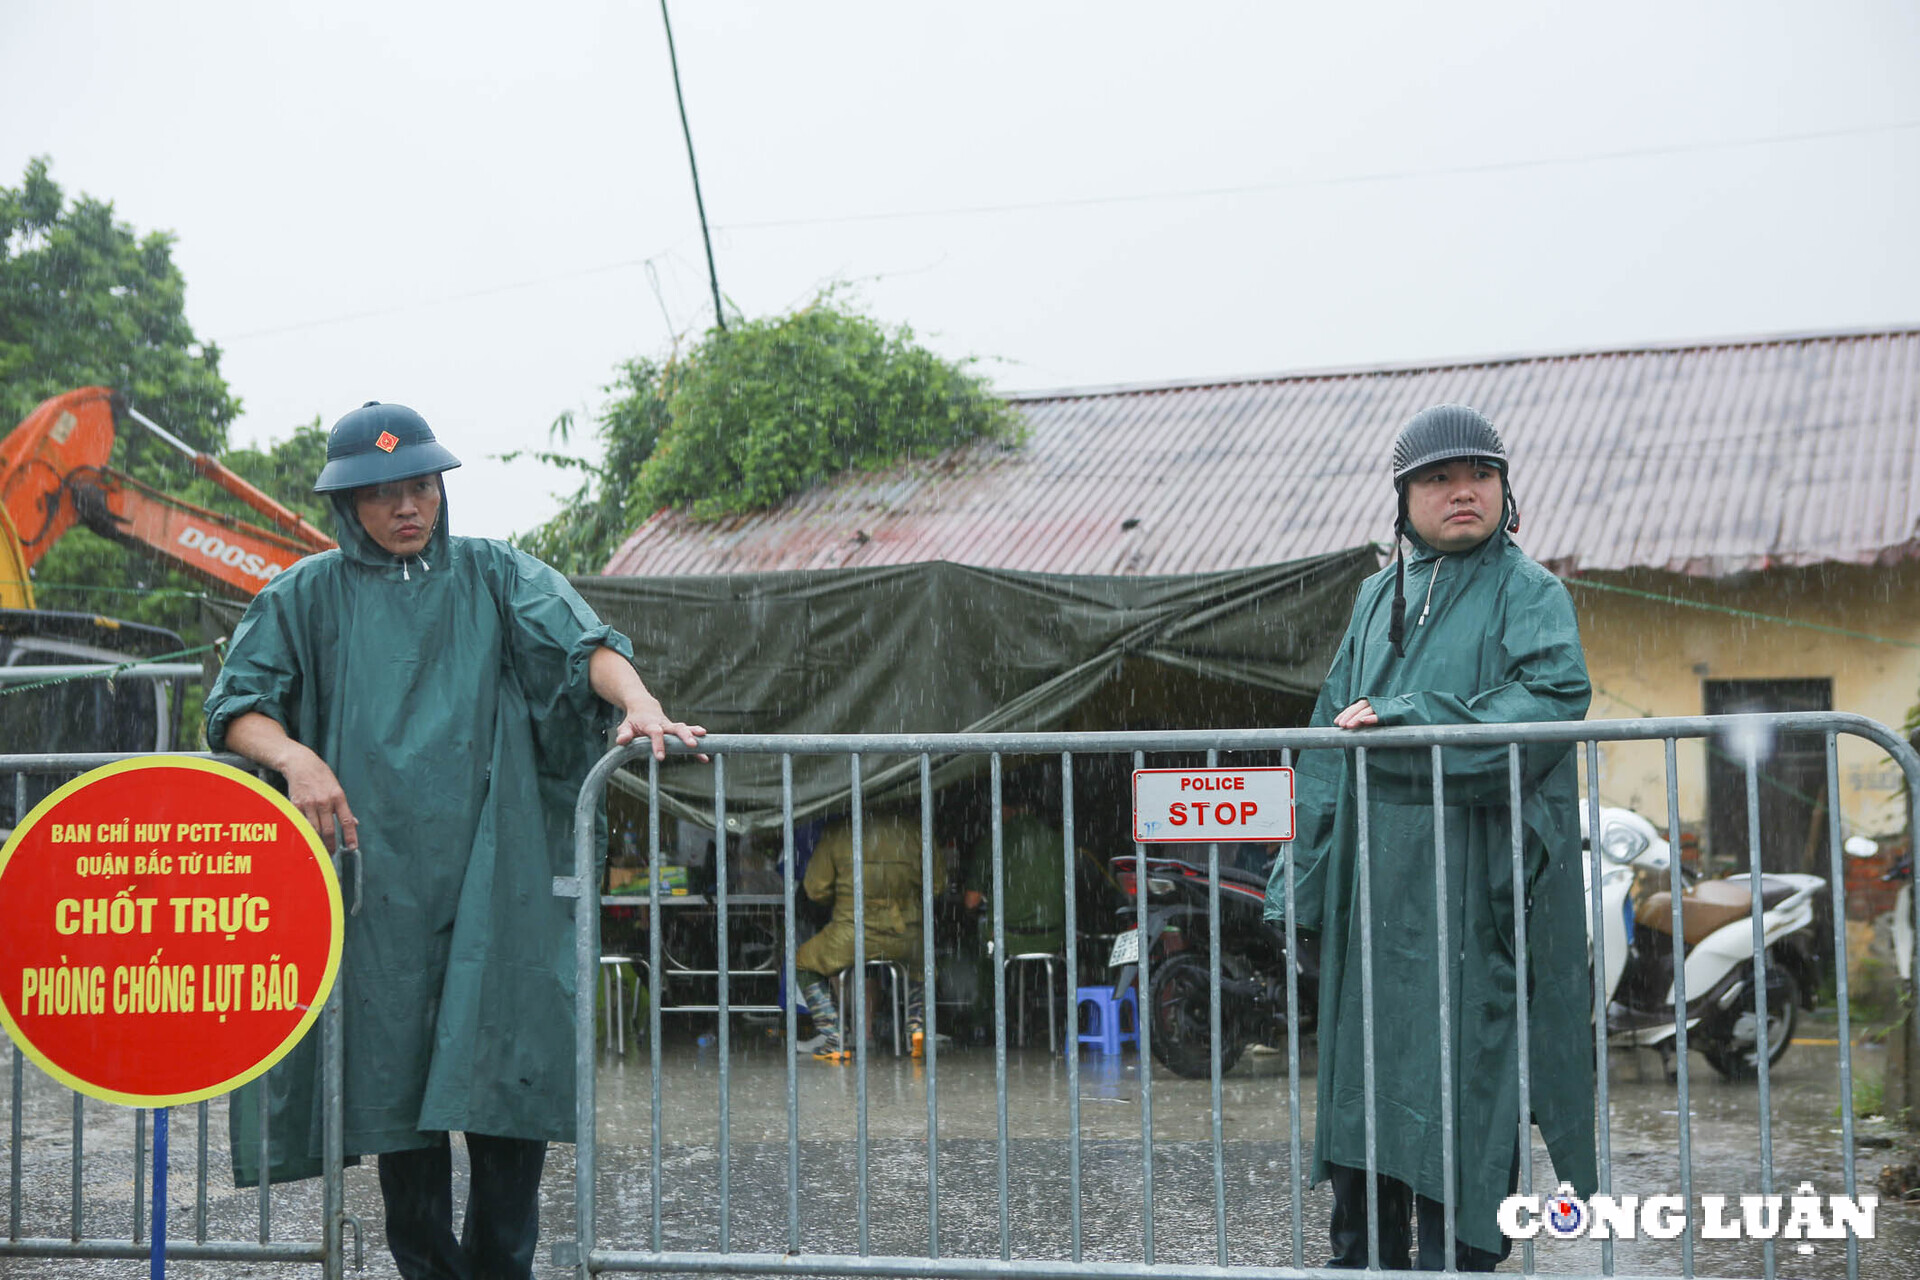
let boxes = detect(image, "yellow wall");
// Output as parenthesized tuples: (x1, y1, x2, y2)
(1571, 562, 1920, 844)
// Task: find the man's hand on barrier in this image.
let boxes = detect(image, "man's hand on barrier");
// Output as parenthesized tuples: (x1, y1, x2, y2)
(1334, 698, 1379, 729)
(281, 748, 358, 854)
(590, 645, 709, 761)
(616, 706, 709, 762)
(223, 710, 358, 853)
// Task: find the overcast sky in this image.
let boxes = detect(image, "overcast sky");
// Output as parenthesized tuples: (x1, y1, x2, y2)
(5, 2, 1918, 542)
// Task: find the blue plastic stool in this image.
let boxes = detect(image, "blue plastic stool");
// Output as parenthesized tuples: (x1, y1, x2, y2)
(1073, 985, 1139, 1055)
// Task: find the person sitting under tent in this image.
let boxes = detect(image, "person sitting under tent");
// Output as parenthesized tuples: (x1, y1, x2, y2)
(793, 808, 944, 1061)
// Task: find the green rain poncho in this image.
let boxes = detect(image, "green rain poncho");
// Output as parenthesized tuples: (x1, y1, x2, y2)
(1265, 527, 1597, 1256)
(204, 484, 628, 1181)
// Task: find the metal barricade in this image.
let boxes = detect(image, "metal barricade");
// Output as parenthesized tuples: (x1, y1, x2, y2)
(1, 749, 349, 1278)
(564, 714, 1920, 1280)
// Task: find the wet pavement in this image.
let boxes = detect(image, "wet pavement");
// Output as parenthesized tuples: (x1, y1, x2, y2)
(4, 1014, 1917, 1278)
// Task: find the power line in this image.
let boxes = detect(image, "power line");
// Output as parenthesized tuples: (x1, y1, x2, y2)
(659, 0, 726, 331)
(713, 118, 1920, 232)
(213, 117, 1920, 344)
(222, 251, 680, 342)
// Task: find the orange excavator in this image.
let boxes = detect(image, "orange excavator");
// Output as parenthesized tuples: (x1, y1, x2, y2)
(0, 386, 335, 608)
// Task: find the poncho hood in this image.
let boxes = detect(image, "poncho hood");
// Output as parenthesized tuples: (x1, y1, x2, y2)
(327, 478, 453, 574)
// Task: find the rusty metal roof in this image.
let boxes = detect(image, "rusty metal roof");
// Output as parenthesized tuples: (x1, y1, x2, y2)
(601, 325, 1920, 579)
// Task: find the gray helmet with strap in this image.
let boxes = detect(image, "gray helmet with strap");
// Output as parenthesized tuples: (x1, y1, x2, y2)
(1391, 403, 1508, 485)
(313, 401, 462, 493)
(1386, 403, 1518, 657)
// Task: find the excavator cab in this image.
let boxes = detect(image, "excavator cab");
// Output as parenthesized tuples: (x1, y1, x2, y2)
(0, 608, 189, 835)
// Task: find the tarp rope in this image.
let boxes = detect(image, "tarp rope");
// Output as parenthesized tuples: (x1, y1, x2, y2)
(2, 579, 217, 602)
(1563, 576, 1920, 652)
(0, 640, 220, 697)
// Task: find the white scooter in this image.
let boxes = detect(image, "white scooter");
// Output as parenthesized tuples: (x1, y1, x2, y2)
(1580, 806, 1868, 1081)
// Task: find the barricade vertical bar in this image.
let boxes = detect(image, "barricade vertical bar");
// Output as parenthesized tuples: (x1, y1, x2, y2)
(10, 1020, 21, 1239)
(1663, 739, 1694, 1279)
(1205, 747, 1227, 1267)
(2, 769, 17, 1243)
(648, 754, 664, 1253)
(1509, 745, 1533, 1276)
(1133, 748, 1155, 1265)
(572, 751, 600, 1280)
(71, 1092, 83, 1242)
(324, 856, 346, 1280)
(1282, 746, 1302, 1271)
(1823, 734, 1859, 1280)
(1061, 751, 1082, 1264)
(920, 753, 940, 1259)
(195, 1101, 208, 1243)
(783, 754, 801, 1256)
(850, 755, 870, 1257)
(255, 1062, 269, 1241)
(1356, 745, 1378, 1271)
(1584, 739, 1612, 1276)
(133, 1108, 145, 1244)
(1431, 745, 1456, 1271)
(714, 753, 732, 1254)
(990, 753, 1010, 1261)
(1744, 750, 1776, 1280)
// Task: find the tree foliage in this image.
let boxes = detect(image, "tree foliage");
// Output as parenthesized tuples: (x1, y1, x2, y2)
(1, 157, 238, 449)
(516, 295, 1021, 574)
(0, 158, 323, 633)
(509, 357, 676, 574)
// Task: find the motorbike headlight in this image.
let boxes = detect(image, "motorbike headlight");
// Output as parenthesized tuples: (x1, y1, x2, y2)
(1600, 824, 1649, 865)
(1146, 877, 1178, 899)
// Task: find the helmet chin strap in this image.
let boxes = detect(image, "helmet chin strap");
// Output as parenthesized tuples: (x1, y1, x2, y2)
(1388, 493, 1409, 657)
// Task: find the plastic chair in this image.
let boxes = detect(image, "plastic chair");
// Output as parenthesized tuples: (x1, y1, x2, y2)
(1073, 984, 1139, 1055)
(1006, 953, 1064, 1051)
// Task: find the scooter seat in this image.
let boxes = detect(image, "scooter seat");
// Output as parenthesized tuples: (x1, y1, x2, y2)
(1216, 863, 1270, 888)
(1635, 879, 1752, 945)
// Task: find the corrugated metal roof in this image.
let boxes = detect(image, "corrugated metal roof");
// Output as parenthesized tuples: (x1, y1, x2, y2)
(601, 325, 1920, 579)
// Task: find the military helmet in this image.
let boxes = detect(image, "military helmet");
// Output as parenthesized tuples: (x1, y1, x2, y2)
(1390, 404, 1508, 486)
(313, 401, 462, 493)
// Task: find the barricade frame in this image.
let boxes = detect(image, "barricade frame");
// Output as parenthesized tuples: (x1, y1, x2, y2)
(565, 713, 1920, 1280)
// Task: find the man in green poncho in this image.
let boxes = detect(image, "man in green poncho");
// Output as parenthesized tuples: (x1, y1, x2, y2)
(1266, 404, 1596, 1270)
(205, 401, 703, 1280)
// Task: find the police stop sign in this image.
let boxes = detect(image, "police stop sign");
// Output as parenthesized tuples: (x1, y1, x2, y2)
(0, 758, 342, 1107)
(1133, 766, 1295, 843)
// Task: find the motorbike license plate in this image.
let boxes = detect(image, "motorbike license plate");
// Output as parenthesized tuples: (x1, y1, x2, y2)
(1108, 928, 1140, 967)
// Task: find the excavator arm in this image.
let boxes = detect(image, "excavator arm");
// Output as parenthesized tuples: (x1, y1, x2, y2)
(65, 466, 327, 596)
(0, 386, 335, 607)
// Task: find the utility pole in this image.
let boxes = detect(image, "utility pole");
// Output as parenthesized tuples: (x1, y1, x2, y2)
(659, 0, 726, 331)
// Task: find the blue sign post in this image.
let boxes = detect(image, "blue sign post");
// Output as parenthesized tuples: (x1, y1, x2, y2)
(150, 1107, 168, 1280)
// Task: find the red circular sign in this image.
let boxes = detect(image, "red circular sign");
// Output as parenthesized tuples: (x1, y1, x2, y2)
(0, 758, 343, 1106)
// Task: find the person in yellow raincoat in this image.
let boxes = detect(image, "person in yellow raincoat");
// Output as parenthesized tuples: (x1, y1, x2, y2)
(794, 811, 945, 1060)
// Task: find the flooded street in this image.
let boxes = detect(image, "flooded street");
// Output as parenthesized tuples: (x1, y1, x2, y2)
(5, 1016, 1917, 1278)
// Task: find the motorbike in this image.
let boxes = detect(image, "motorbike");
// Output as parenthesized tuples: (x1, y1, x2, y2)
(1581, 805, 1875, 1081)
(1107, 847, 1319, 1078)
